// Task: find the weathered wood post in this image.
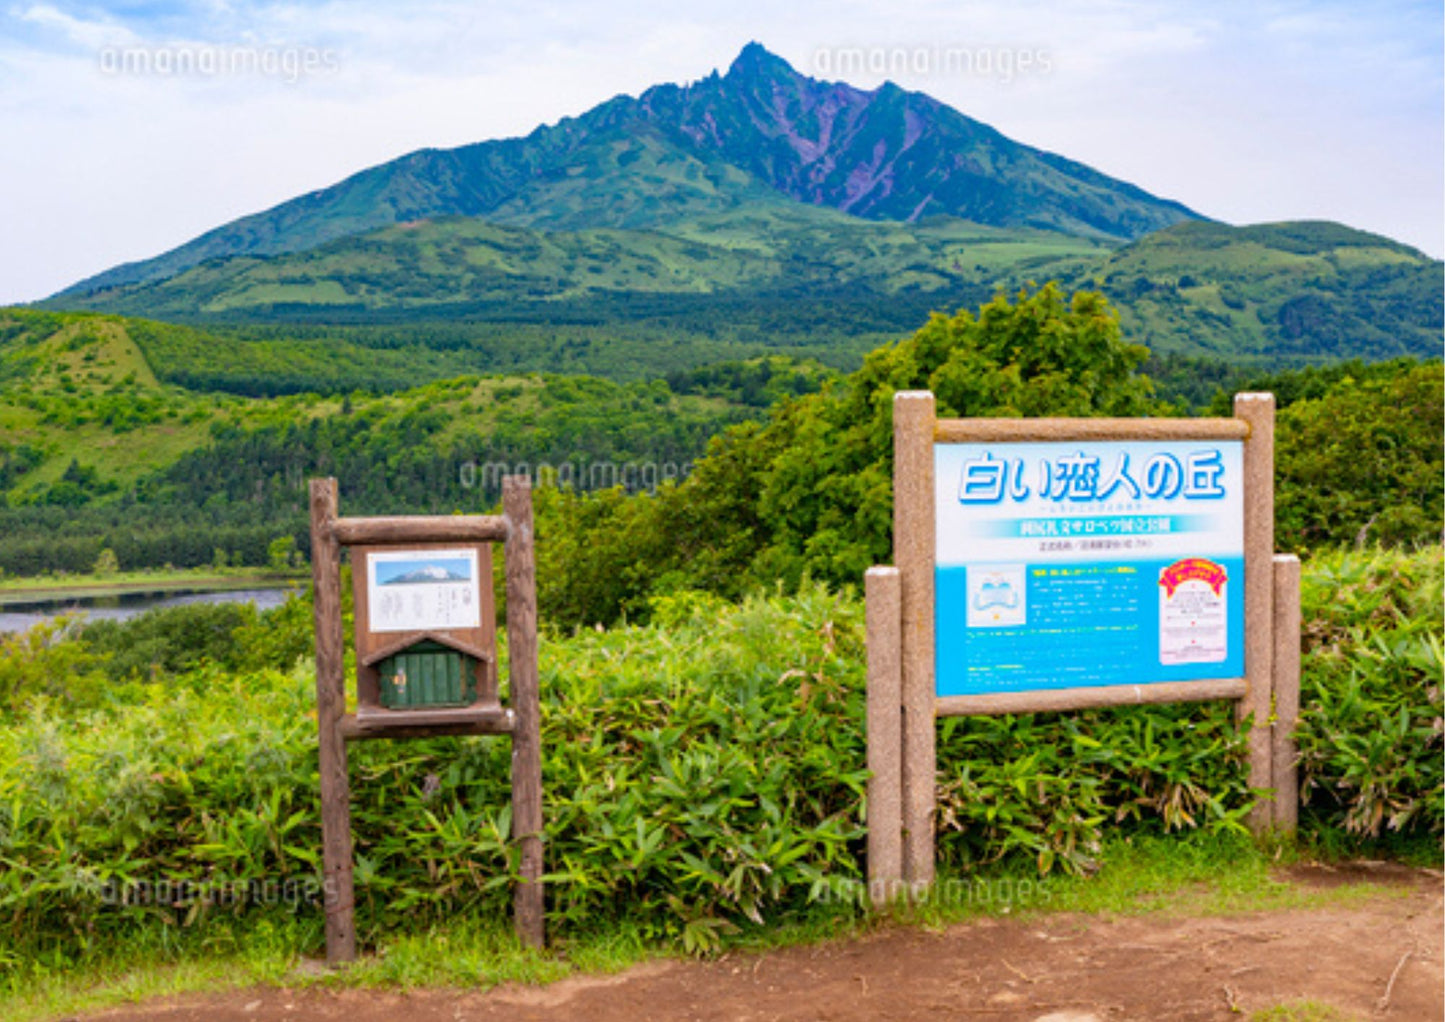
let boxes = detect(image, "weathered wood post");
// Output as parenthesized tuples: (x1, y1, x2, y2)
(504, 476, 545, 948)
(309, 476, 545, 961)
(1235, 393, 1275, 832)
(893, 391, 936, 890)
(309, 478, 356, 964)
(865, 566, 903, 905)
(1271, 553, 1302, 834)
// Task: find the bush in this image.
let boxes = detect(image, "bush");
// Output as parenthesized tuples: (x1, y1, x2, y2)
(0, 548, 1438, 975)
(77, 602, 261, 681)
(1295, 546, 1443, 837)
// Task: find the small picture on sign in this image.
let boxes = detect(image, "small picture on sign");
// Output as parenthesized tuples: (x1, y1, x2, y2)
(375, 556, 473, 587)
(367, 548, 482, 633)
(1158, 557, 1228, 665)
(966, 564, 1027, 627)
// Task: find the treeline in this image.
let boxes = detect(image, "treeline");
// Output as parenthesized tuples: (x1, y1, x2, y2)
(0, 501, 300, 578)
(3, 291, 1437, 600)
(0, 368, 797, 576)
(524, 286, 1443, 627)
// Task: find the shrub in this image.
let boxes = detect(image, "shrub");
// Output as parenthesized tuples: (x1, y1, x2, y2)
(0, 548, 1437, 974)
(1295, 546, 1443, 837)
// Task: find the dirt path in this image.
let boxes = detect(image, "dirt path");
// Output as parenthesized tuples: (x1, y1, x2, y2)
(87, 868, 1441, 1022)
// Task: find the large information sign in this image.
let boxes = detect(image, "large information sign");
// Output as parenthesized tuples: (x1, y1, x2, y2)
(935, 439, 1245, 697)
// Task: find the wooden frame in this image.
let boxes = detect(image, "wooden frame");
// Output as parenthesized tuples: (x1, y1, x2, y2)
(869, 393, 1301, 901)
(350, 541, 499, 731)
(309, 476, 544, 963)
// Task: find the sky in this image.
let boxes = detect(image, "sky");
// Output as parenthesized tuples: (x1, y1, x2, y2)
(0, 0, 1440, 304)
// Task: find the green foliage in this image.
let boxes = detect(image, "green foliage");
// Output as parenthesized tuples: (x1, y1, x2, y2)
(534, 284, 1157, 624)
(1270, 363, 1442, 550)
(1295, 547, 1443, 838)
(76, 603, 264, 682)
(0, 548, 1438, 982)
(266, 536, 298, 573)
(92, 548, 119, 577)
(0, 618, 107, 715)
(750, 283, 1154, 588)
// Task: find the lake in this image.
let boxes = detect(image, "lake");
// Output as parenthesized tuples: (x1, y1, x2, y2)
(0, 585, 300, 633)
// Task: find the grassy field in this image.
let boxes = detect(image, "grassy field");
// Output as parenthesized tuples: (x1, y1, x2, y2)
(0, 566, 305, 606)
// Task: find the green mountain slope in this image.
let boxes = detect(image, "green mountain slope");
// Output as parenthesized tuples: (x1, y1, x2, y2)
(44, 214, 1441, 367)
(54, 43, 1195, 298)
(1069, 220, 1442, 359)
(55, 206, 1104, 319)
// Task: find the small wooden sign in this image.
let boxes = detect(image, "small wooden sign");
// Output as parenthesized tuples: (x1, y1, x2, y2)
(351, 543, 498, 718)
(309, 478, 543, 962)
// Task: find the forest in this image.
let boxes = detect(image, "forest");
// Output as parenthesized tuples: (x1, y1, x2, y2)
(1, 293, 1437, 599)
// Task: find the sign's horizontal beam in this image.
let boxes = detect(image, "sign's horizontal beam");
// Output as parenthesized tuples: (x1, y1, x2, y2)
(936, 677, 1247, 717)
(934, 417, 1249, 443)
(339, 706, 514, 740)
(332, 515, 509, 546)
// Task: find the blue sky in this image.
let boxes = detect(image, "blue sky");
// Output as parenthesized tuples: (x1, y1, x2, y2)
(1, 0, 1440, 303)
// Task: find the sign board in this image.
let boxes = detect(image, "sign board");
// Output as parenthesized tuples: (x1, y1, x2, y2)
(309, 482, 543, 962)
(365, 547, 483, 633)
(350, 543, 497, 712)
(934, 440, 1245, 697)
(861, 391, 1300, 904)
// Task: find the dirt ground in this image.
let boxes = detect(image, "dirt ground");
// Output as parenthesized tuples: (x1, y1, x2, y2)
(84, 866, 1441, 1022)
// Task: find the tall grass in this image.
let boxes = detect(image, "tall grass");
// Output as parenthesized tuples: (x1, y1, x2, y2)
(0, 547, 1438, 986)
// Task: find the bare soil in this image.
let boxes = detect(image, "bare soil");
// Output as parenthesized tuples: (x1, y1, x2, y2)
(82, 867, 1442, 1022)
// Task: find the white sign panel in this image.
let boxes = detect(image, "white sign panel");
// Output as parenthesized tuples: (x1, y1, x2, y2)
(366, 548, 482, 633)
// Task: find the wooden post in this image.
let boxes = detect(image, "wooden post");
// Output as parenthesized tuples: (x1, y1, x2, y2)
(893, 391, 936, 889)
(504, 476, 545, 948)
(865, 566, 904, 905)
(309, 478, 356, 964)
(1235, 393, 1275, 833)
(1271, 554, 1301, 835)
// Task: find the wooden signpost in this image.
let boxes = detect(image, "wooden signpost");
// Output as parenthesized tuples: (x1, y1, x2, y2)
(866, 392, 1301, 900)
(309, 475, 544, 962)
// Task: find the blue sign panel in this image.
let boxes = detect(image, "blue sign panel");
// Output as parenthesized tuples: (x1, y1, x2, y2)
(935, 440, 1246, 698)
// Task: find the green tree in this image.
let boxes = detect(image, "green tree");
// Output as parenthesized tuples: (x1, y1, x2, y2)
(93, 547, 119, 576)
(749, 283, 1155, 587)
(537, 284, 1158, 625)
(267, 535, 297, 573)
(1272, 362, 1443, 550)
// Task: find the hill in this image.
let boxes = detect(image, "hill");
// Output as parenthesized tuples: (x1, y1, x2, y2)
(0, 307, 829, 575)
(1072, 220, 1442, 360)
(52, 43, 1195, 298)
(41, 217, 1441, 372)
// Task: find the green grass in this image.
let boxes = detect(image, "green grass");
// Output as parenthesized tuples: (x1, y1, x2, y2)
(0, 567, 304, 605)
(0, 832, 1409, 1022)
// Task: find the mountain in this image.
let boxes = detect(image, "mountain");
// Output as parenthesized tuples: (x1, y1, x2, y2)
(382, 566, 468, 584)
(53, 205, 1105, 320)
(54, 43, 1196, 299)
(43, 210, 1441, 369)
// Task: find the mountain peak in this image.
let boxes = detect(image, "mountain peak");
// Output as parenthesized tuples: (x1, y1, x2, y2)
(52, 43, 1203, 299)
(726, 42, 798, 80)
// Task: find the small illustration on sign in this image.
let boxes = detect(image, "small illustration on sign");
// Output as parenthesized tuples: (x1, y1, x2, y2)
(1158, 557, 1228, 665)
(967, 565, 1027, 627)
